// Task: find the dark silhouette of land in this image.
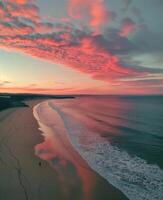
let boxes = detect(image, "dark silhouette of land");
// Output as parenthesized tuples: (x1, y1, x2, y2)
(0, 93, 75, 111)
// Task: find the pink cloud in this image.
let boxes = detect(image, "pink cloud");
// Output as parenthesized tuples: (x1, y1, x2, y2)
(120, 18, 136, 37)
(89, 0, 110, 29)
(0, 32, 140, 83)
(0, 0, 155, 90)
(9, 0, 27, 4)
(68, 0, 111, 31)
(0, 1, 143, 84)
(0, 22, 33, 36)
(34, 23, 54, 33)
(0, 4, 5, 17)
(5, 0, 34, 5)
(6, 2, 40, 22)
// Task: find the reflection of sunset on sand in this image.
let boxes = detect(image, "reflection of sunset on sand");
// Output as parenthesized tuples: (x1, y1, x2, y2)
(35, 132, 95, 200)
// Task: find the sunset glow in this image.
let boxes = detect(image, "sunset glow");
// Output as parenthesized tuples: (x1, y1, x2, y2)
(0, 0, 163, 94)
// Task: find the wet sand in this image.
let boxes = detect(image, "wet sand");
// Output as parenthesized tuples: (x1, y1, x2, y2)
(0, 100, 128, 200)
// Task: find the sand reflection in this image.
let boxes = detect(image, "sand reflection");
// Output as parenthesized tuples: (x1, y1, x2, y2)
(34, 127, 95, 200)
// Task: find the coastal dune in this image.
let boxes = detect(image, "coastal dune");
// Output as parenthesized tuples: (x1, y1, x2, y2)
(0, 100, 128, 200)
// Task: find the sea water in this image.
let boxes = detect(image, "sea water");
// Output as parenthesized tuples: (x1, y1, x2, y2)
(33, 95, 163, 200)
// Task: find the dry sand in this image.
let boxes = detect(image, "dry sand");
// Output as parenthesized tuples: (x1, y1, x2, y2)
(0, 100, 128, 200)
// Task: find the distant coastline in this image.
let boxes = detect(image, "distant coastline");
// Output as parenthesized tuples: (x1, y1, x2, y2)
(1, 93, 163, 112)
(0, 93, 75, 112)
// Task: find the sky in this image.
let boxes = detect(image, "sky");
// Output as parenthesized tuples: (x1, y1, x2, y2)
(0, 0, 163, 94)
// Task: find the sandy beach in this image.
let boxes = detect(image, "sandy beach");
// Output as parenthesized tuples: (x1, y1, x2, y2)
(0, 100, 128, 200)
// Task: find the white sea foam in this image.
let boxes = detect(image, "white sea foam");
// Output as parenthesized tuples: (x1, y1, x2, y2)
(33, 100, 163, 200)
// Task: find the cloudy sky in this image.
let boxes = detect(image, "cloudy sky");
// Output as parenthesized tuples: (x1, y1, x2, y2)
(0, 0, 163, 94)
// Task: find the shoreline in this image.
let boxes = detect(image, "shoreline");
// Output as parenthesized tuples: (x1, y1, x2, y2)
(33, 100, 128, 200)
(0, 99, 128, 200)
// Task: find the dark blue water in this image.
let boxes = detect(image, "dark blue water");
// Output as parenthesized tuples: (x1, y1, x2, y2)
(88, 95, 163, 169)
(54, 95, 163, 169)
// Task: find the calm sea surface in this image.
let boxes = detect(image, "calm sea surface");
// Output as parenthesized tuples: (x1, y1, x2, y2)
(34, 95, 163, 200)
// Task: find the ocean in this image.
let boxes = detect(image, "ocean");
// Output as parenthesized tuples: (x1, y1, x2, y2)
(33, 95, 163, 200)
